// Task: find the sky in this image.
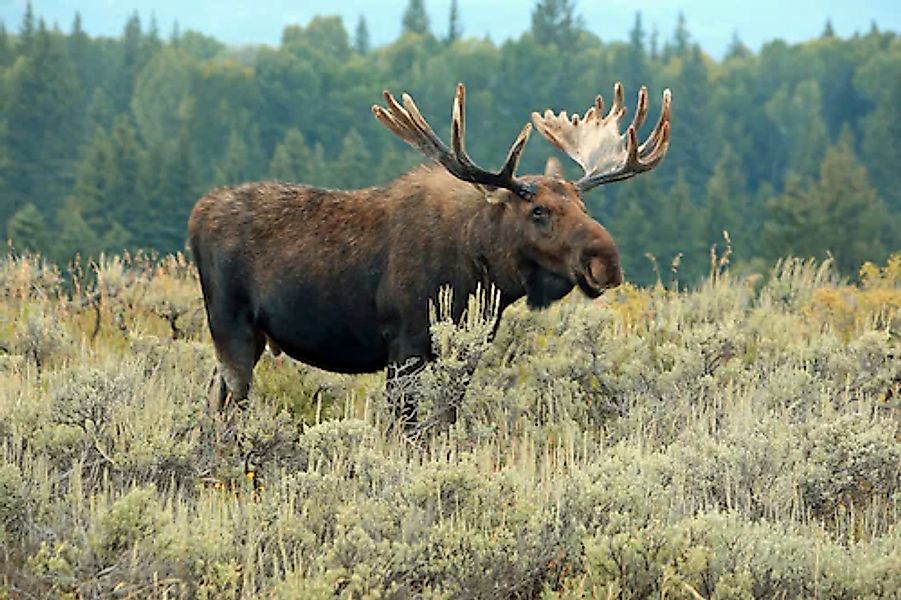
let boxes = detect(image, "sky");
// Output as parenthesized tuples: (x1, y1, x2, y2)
(2, 1, 900, 58)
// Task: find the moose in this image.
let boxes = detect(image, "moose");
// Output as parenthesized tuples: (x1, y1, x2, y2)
(188, 82, 671, 430)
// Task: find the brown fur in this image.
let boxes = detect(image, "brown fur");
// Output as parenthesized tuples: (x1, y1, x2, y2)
(189, 164, 622, 423)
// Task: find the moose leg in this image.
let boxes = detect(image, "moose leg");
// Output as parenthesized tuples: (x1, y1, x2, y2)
(208, 320, 266, 414)
(386, 356, 426, 430)
(386, 332, 430, 434)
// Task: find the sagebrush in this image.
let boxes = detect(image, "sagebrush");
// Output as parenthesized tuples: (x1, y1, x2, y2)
(0, 251, 898, 598)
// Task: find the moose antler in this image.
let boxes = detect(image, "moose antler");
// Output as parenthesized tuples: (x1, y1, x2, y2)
(531, 83, 672, 191)
(373, 83, 536, 199)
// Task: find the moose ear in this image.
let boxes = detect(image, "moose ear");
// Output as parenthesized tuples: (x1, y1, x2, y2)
(544, 156, 565, 179)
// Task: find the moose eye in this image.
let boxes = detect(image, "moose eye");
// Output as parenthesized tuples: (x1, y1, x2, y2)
(531, 205, 550, 221)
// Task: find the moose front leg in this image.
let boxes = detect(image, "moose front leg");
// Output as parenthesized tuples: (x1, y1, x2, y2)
(385, 329, 431, 435)
(386, 356, 427, 432)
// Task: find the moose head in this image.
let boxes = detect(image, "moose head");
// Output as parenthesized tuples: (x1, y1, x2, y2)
(372, 82, 671, 308)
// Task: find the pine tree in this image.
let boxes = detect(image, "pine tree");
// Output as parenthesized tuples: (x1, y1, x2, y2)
(624, 12, 649, 93)
(530, 0, 580, 49)
(725, 31, 750, 60)
(762, 129, 890, 275)
(402, 0, 431, 36)
(113, 12, 151, 111)
(330, 129, 372, 189)
(857, 47, 901, 213)
(447, 0, 462, 44)
(670, 12, 690, 58)
(18, 1, 36, 56)
(269, 128, 315, 182)
(2, 18, 81, 224)
(51, 202, 102, 263)
(105, 115, 143, 232)
(649, 27, 659, 61)
(703, 145, 748, 254)
(661, 170, 706, 284)
(354, 16, 370, 54)
(157, 131, 199, 252)
(216, 129, 252, 186)
(765, 80, 828, 182)
(86, 88, 115, 134)
(6, 203, 47, 252)
(822, 19, 835, 38)
(609, 175, 662, 286)
(0, 24, 12, 67)
(667, 44, 713, 192)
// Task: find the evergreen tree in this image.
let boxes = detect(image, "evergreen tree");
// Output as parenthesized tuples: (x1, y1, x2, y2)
(86, 88, 115, 134)
(330, 129, 372, 189)
(105, 115, 143, 232)
(402, 0, 431, 36)
(6, 203, 47, 252)
(661, 171, 706, 283)
(2, 18, 81, 224)
(531, 0, 580, 49)
(113, 12, 152, 111)
(703, 145, 748, 255)
(649, 27, 659, 61)
(671, 12, 690, 57)
(0, 24, 12, 67)
(762, 129, 890, 275)
(51, 202, 102, 263)
(157, 131, 199, 252)
(216, 129, 252, 186)
(609, 175, 662, 286)
(447, 0, 462, 44)
(146, 14, 161, 54)
(667, 44, 713, 191)
(354, 16, 370, 54)
(18, 1, 36, 56)
(71, 127, 117, 236)
(725, 31, 750, 60)
(269, 128, 315, 182)
(623, 12, 649, 93)
(822, 19, 836, 38)
(856, 47, 901, 213)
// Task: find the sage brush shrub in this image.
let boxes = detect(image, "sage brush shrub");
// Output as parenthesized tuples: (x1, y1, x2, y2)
(0, 252, 897, 598)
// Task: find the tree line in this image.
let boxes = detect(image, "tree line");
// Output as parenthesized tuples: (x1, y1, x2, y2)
(1, 0, 898, 285)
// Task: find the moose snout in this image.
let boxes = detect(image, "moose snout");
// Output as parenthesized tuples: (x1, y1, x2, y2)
(587, 254, 623, 291)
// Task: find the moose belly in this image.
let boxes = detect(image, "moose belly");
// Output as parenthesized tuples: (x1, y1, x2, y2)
(258, 306, 389, 374)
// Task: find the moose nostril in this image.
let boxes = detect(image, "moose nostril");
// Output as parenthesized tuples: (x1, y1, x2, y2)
(607, 266, 623, 289)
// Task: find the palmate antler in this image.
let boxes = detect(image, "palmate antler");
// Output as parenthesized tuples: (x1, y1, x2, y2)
(531, 83, 672, 191)
(373, 83, 536, 199)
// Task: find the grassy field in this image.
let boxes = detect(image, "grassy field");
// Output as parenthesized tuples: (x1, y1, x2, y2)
(0, 250, 898, 598)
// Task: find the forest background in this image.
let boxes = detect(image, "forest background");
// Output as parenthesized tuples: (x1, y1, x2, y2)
(1, 0, 899, 285)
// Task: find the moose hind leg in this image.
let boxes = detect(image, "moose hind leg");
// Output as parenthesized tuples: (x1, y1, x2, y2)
(209, 324, 266, 413)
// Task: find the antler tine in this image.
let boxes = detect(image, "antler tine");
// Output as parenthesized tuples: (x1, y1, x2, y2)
(531, 83, 673, 192)
(639, 88, 671, 159)
(607, 82, 626, 122)
(373, 83, 536, 199)
(631, 86, 649, 132)
(451, 83, 469, 163)
(500, 122, 533, 180)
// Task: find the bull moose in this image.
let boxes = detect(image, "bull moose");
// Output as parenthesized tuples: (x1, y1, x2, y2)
(188, 82, 672, 429)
